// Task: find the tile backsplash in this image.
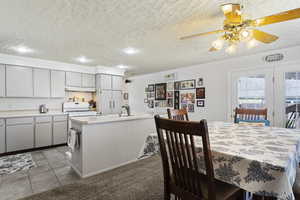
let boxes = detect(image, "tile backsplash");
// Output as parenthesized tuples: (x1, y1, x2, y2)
(0, 98, 64, 111)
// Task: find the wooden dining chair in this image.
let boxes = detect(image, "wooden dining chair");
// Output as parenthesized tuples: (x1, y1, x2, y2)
(234, 108, 268, 124)
(167, 108, 189, 121)
(154, 115, 243, 200)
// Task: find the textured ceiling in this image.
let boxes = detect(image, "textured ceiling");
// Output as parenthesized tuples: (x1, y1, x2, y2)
(0, 0, 300, 75)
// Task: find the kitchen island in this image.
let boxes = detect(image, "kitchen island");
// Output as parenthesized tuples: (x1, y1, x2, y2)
(69, 113, 156, 178)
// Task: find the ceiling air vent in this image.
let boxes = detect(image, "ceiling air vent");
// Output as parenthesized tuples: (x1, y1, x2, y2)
(264, 53, 284, 63)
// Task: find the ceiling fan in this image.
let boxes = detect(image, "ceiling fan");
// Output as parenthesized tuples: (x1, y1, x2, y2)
(180, 4, 300, 53)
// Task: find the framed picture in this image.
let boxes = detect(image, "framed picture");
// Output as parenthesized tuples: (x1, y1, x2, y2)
(161, 101, 167, 107)
(150, 92, 155, 98)
(148, 84, 155, 92)
(155, 101, 160, 107)
(148, 100, 154, 108)
(167, 82, 174, 91)
(174, 81, 180, 90)
(174, 91, 180, 109)
(145, 87, 149, 92)
(197, 78, 204, 87)
(180, 80, 195, 90)
(180, 92, 195, 104)
(197, 100, 205, 107)
(155, 83, 167, 100)
(188, 104, 194, 112)
(167, 91, 174, 98)
(196, 87, 205, 99)
(123, 92, 128, 100)
(167, 98, 173, 107)
(147, 93, 151, 98)
(181, 104, 187, 110)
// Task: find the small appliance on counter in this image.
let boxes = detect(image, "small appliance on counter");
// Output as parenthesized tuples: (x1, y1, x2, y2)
(39, 104, 49, 113)
(63, 102, 98, 117)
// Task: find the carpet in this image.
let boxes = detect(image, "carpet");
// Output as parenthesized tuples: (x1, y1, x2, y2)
(20, 155, 164, 200)
(0, 153, 36, 175)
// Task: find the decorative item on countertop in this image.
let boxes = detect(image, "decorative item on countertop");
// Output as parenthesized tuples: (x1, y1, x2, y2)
(196, 87, 205, 99)
(39, 104, 49, 113)
(180, 79, 195, 90)
(167, 91, 173, 98)
(148, 100, 154, 108)
(197, 100, 205, 107)
(155, 83, 167, 100)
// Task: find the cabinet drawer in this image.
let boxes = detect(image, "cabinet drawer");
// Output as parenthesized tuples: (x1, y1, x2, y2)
(35, 116, 52, 123)
(53, 115, 68, 122)
(6, 117, 34, 125)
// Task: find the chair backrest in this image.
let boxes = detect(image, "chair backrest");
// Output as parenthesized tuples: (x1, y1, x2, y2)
(154, 115, 216, 200)
(234, 107, 268, 123)
(285, 104, 300, 128)
(167, 108, 189, 121)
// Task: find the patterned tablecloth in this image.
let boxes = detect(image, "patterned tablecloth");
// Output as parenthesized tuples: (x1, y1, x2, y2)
(194, 122, 300, 200)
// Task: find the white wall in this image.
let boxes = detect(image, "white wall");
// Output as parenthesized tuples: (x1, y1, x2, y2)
(128, 45, 300, 122)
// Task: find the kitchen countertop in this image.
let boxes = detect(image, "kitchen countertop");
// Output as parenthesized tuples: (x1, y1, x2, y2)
(0, 110, 67, 119)
(71, 113, 154, 125)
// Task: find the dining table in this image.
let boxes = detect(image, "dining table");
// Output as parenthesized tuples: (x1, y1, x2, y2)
(193, 121, 300, 200)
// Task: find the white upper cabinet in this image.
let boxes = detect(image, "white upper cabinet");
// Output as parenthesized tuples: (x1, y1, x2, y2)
(66, 72, 82, 87)
(112, 76, 123, 91)
(100, 74, 112, 90)
(6, 65, 33, 97)
(33, 68, 51, 97)
(0, 64, 5, 97)
(112, 90, 122, 114)
(51, 70, 65, 98)
(82, 73, 95, 88)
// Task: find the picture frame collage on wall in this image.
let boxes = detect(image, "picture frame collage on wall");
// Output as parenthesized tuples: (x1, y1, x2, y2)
(143, 77, 205, 110)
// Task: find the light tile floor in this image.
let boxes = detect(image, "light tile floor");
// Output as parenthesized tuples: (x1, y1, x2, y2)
(0, 146, 81, 200)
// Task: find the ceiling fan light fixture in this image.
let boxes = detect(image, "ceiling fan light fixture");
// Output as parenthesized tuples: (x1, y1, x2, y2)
(247, 39, 258, 49)
(212, 38, 224, 50)
(221, 4, 233, 14)
(240, 29, 250, 39)
(225, 44, 237, 54)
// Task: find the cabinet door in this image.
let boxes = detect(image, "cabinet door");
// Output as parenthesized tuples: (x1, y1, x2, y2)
(51, 70, 65, 98)
(0, 65, 5, 97)
(0, 119, 5, 153)
(53, 121, 68, 145)
(100, 74, 112, 90)
(33, 68, 50, 97)
(6, 65, 33, 97)
(82, 73, 95, 88)
(99, 90, 112, 115)
(112, 76, 123, 90)
(112, 91, 122, 114)
(66, 72, 82, 87)
(7, 124, 34, 152)
(35, 122, 52, 147)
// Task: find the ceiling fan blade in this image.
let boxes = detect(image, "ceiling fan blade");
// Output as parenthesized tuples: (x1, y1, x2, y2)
(180, 30, 225, 40)
(221, 3, 242, 24)
(251, 8, 300, 27)
(209, 47, 219, 52)
(252, 29, 279, 43)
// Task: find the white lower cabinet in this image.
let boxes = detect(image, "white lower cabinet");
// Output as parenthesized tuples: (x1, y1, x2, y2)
(53, 121, 68, 145)
(0, 119, 5, 153)
(7, 123, 34, 152)
(35, 122, 52, 147)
